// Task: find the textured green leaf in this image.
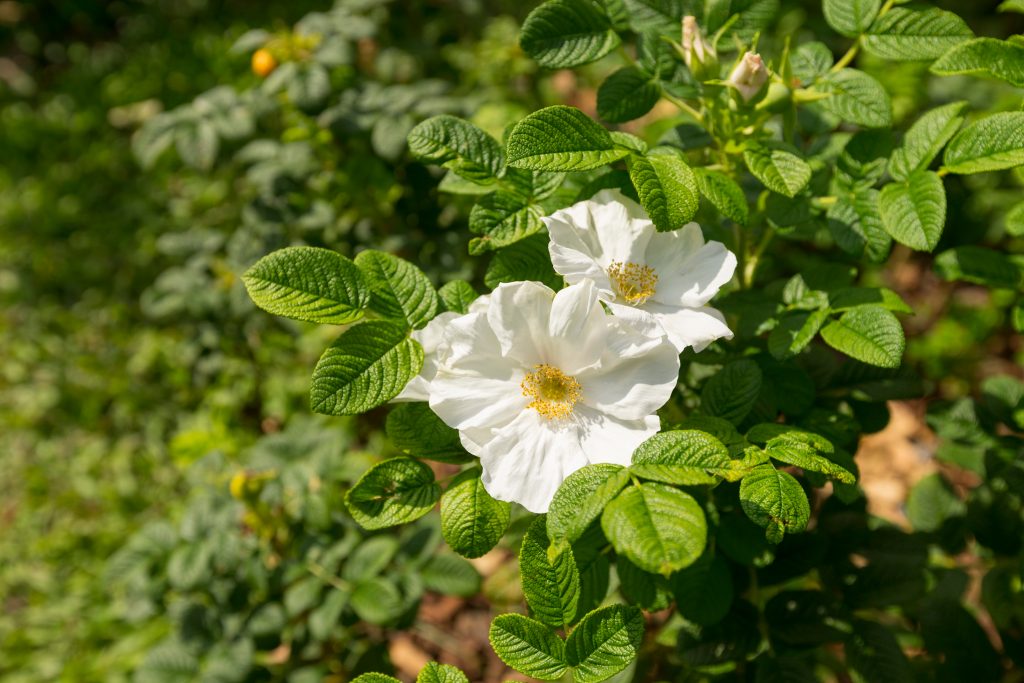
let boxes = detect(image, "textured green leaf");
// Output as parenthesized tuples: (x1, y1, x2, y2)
(621, 0, 681, 31)
(597, 66, 661, 123)
(520, 0, 621, 68)
(489, 614, 568, 681)
(506, 106, 629, 171)
(743, 143, 812, 198)
(420, 553, 482, 597)
(791, 41, 834, 83)
(565, 605, 644, 683)
(879, 170, 946, 251)
(438, 280, 479, 314)
(890, 101, 967, 181)
(907, 473, 965, 532)
(468, 190, 545, 254)
(628, 148, 699, 231)
(817, 69, 892, 128)
(601, 482, 707, 575)
(243, 247, 369, 325)
(355, 250, 440, 329)
(441, 469, 511, 559)
(828, 187, 891, 262)
(862, 7, 973, 61)
(670, 553, 734, 626)
(345, 457, 440, 530)
(630, 430, 733, 485)
(764, 432, 854, 483)
(768, 309, 829, 360)
(311, 321, 424, 415)
(827, 287, 912, 313)
(931, 38, 1024, 87)
(350, 577, 405, 624)
(1007, 201, 1024, 238)
(824, 0, 880, 38)
(739, 467, 810, 543)
(351, 674, 401, 683)
(416, 663, 470, 683)
(484, 234, 562, 290)
(547, 464, 630, 547)
(943, 112, 1024, 174)
(701, 359, 764, 425)
(694, 168, 748, 224)
(407, 115, 504, 182)
(520, 517, 580, 628)
(386, 402, 472, 464)
(934, 246, 1023, 289)
(821, 306, 905, 368)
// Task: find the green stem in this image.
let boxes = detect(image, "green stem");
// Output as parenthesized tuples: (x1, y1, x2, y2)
(663, 91, 704, 123)
(830, 39, 860, 72)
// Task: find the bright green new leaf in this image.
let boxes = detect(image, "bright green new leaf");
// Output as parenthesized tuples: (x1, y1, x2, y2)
(597, 67, 661, 123)
(489, 614, 568, 681)
(823, 0, 880, 38)
(628, 148, 699, 231)
(862, 7, 973, 61)
(519, 0, 621, 68)
(243, 246, 369, 325)
(743, 143, 812, 198)
(520, 517, 580, 628)
(506, 106, 629, 171)
(879, 170, 946, 251)
(630, 430, 733, 485)
(345, 457, 440, 530)
(352, 675, 401, 683)
(547, 464, 630, 547)
(416, 662, 470, 683)
(601, 482, 707, 575)
(441, 469, 511, 559)
(565, 604, 645, 683)
(764, 432, 855, 483)
(890, 101, 967, 181)
(354, 250, 440, 329)
(817, 69, 892, 128)
(468, 190, 545, 254)
(310, 321, 424, 415)
(1000, 0, 1024, 11)
(943, 112, 1024, 174)
(931, 38, 1024, 87)
(407, 115, 504, 183)
(386, 402, 472, 464)
(438, 280, 479, 314)
(701, 359, 764, 425)
(739, 466, 810, 543)
(934, 246, 1023, 289)
(820, 306, 905, 368)
(694, 168, 748, 224)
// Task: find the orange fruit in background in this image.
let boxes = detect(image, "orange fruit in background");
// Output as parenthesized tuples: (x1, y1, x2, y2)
(251, 49, 277, 77)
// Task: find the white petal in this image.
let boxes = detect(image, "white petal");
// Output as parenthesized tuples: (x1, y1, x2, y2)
(646, 225, 737, 308)
(429, 370, 525, 431)
(486, 281, 555, 366)
(575, 405, 661, 466)
(478, 410, 588, 513)
(393, 376, 431, 402)
(544, 189, 654, 270)
(548, 234, 614, 299)
(545, 280, 610, 374)
(626, 303, 733, 352)
(393, 311, 461, 401)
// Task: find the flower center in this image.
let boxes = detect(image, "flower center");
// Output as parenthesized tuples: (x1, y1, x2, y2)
(521, 364, 581, 420)
(607, 260, 658, 305)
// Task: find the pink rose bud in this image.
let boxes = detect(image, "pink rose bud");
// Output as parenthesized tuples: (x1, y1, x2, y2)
(681, 16, 715, 72)
(728, 52, 768, 102)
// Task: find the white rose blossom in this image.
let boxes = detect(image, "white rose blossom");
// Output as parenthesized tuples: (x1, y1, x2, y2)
(393, 310, 461, 402)
(544, 188, 737, 353)
(426, 279, 680, 513)
(727, 51, 768, 102)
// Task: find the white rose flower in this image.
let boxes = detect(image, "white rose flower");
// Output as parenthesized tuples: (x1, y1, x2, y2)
(428, 279, 680, 513)
(545, 188, 737, 353)
(392, 311, 461, 402)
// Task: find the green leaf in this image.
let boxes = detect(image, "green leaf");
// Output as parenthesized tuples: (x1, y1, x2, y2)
(846, 620, 914, 683)
(670, 553, 734, 626)
(820, 306, 905, 369)
(354, 250, 440, 329)
(739, 466, 810, 543)
(791, 41, 834, 83)
(743, 143, 812, 198)
(601, 482, 707, 575)
(420, 553, 482, 597)
(243, 247, 370, 325)
(311, 321, 424, 415)
(565, 605, 644, 683)
(630, 430, 734, 485)
(547, 464, 630, 547)
(701, 359, 764, 425)
(628, 148, 699, 231)
(816, 69, 892, 128)
(764, 432, 855, 483)
(438, 280, 479, 314)
(489, 614, 568, 681)
(934, 246, 1023, 289)
(345, 457, 440, 530)
(932, 37, 1024, 87)
(890, 101, 967, 181)
(862, 7, 973, 61)
(694, 168, 748, 225)
(417, 663, 470, 683)
(621, 0, 681, 31)
(597, 66, 661, 123)
(943, 112, 1024, 174)
(824, 0, 881, 38)
(386, 402, 472, 464)
(350, 577, 405, 624)
(907, 473, 966, 532)
(468, 190, 545, 254)
(407, 115, 504, 183)
(484, 233, 562, 290)
(351, 674, 401, 683)
(827, 287, 912, 313)
(768, 309, 829, 360)
(828, 187, 891, 262)
(309, 589, 349, 641)
(1001, 0, 1024, 11)
(519, 0, 621, 68)
(520, 517, 580, 628)
(288, 63, 330, 111)
(879, 170, 946, 251)
(441, 469, 511, 559)
(506, 106, 629, 171)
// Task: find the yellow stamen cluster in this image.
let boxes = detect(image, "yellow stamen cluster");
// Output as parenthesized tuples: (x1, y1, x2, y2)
(521, 364, 582, 420)
(607, 261, 658, 305)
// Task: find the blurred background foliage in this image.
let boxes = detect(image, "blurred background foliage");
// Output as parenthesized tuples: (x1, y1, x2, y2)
(0, 0, 1021, 681)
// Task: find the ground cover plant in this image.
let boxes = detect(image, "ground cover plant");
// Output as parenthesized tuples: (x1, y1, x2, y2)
(2, 0, 1023, 681)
